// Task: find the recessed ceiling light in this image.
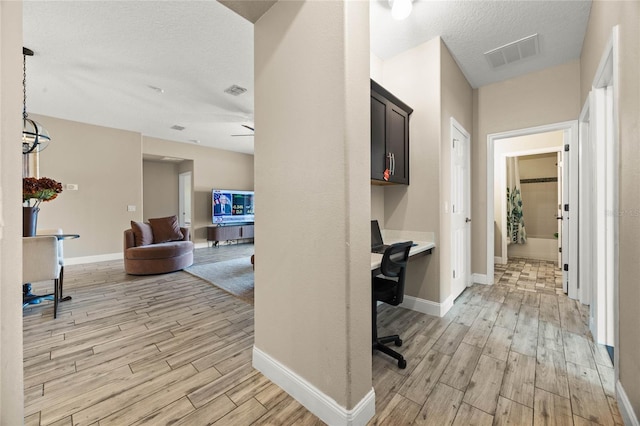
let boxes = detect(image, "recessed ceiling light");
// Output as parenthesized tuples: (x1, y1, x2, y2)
(147, 85, 164, 94)
(170, 125, 185, 131)
(224, 85, 247, 96)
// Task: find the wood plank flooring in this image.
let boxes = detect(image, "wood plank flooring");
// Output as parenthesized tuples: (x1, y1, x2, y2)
(23, 251, 621, 425)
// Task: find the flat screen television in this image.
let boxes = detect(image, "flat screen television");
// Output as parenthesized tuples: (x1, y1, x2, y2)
(212, 189, 254, 224)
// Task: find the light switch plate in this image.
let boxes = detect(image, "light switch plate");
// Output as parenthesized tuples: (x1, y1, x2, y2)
(127, 205, 136, 212)
(66, 184, 78, 191)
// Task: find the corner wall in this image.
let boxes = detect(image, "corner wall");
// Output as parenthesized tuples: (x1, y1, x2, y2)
(0, 1, 25, 422)
(254, 0, 372, 420)
(580, 1, 640, 421)
(382, 38, 441, 302)
(143, 160, 179, 221)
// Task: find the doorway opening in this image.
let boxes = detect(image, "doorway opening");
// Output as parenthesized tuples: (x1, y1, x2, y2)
(486, 121, 579, 299)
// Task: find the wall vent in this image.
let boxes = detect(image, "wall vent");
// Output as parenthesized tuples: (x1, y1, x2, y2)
(485, 34, 539, 68)
(170, 125, 185, 131)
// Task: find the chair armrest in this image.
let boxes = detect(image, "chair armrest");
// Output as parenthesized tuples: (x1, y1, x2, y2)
(180, 227, 190, 241)
(124, 229, 136, 249)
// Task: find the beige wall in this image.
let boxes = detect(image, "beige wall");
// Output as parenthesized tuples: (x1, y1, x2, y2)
(33, 114, 143, 259)
(142, 136, 253, 244)
(142, 160, 180, 222)
(254, 0, 371, 412)
(580, 0, 640, 419)
(380, 37, 472, 304)
(382, 38, 441, 302)
(473, 60, 580, 274)
(1, 1, 25, 422)
(439, 39, 473, 302)
(30, 117, 253, 258)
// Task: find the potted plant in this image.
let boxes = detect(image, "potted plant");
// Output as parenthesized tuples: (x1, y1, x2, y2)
(23, 176, 63, 236)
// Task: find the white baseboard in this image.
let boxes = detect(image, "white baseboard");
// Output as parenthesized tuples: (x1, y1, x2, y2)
(253, 346, 375, 426)
(494, 256, 506, 265)
(471, 273, 489, 285)
(400, 294, 454, 317)
(65, 252, 122, 266)
(194, 242, 209, 249)
(617, 380, 640, 426)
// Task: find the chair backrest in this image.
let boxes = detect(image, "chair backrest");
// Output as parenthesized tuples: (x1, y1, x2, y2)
(37, 228, 64, 263)
(23, 236, 59, 284)
(379, 241, 413, 304)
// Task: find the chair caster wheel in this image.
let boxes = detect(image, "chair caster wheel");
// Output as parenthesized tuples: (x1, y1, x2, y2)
(395, 338, 402, 347)
(398, 359, 407, 369)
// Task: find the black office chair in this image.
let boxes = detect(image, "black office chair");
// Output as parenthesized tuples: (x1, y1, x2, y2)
(372, 241, 413, 369)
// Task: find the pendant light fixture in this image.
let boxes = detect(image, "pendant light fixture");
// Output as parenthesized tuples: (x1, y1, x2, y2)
(22, 47, 51, 155)
(389, 0, 413, 20)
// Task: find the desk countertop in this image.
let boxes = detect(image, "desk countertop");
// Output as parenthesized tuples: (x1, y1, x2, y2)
(370, 240, 436, 271)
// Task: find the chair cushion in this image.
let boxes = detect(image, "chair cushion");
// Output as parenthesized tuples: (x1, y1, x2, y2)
(149, 216, 183, 243)
(130, 221, 154, 246)
(126, 240, 193, 260)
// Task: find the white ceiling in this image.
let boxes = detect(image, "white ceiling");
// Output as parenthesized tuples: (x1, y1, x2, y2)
(23, 1, 592, 156)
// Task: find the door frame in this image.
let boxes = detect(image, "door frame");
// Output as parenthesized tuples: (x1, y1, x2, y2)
(586, 26, 619, 353)
(178, 171, 193, 228)
(497, 146, 562, 266)
(486, 121, 578, 287)
(450, 117, 471, 297)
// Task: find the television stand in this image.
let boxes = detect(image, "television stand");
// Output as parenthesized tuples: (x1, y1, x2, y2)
(207, 224, 254, 247)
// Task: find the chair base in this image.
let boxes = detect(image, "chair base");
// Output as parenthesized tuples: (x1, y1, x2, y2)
(373, 333, 407, 369)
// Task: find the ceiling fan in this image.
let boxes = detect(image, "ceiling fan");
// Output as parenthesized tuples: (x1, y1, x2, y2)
(232, 124, 254, 137)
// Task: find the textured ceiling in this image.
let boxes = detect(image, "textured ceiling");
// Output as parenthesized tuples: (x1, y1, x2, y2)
(370, 0, 592, 88)
(23, 1, 592, 155)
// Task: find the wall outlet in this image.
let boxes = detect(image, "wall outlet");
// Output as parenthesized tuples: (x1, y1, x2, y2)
(127, 205, 136, 212)
(66, 184, 78, 191)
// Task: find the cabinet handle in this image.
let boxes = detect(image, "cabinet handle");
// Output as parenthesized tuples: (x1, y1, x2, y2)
(391, 153, 396, 175)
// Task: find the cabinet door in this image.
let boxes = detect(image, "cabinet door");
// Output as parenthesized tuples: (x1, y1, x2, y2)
(387, 105, 409, 184)
(371, 91, 388, 181)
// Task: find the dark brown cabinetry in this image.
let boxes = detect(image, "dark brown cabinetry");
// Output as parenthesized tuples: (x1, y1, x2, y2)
(371, 79, 413, 185)
(207, 224, 254, 246)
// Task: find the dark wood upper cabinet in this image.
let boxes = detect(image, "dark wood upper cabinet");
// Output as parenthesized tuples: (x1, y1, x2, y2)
(370, 79, 413, 185)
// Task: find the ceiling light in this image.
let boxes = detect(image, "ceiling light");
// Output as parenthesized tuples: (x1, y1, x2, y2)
(22, 47, 51, 155)
(389, 0, 412, 20)
(170, 125, 185, 131)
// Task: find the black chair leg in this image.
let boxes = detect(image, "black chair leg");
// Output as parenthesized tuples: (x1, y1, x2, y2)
(372, 300, 407, 369)
(53, 278, 59, 319)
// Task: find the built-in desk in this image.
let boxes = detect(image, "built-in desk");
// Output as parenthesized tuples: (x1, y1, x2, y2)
(371, 240, 435, 274)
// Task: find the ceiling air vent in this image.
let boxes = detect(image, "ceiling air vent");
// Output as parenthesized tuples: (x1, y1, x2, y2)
(170, 125, 185, 131)
(224, 84, 247, 96)
(485, 34, 539, 69)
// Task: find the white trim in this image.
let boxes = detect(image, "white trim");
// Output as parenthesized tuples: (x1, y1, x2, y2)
(194, 242, 209, 249)
(486, 120, 578, 290)
(494, 256, 506, 265)
(65, 252, 122, 265)
(252, 346, 375, 426)
(399, 294, 455, 317)
(616, 380, 640, 426)
(472, 273, 489, 285)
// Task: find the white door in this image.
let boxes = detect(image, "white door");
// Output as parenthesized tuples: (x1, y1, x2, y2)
(561, 147, 569, 294)
(557, 152, 563, 268)
(178, 171, 192, 228)
(450, 118, 471, 299)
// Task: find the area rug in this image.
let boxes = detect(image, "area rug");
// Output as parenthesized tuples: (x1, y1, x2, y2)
(185, 257, 254, 304)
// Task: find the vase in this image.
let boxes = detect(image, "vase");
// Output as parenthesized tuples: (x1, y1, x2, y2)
(23, 206, 40, 237)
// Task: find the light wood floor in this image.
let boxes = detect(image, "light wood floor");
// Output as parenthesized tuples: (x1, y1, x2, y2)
(23, 250, 621, 425)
